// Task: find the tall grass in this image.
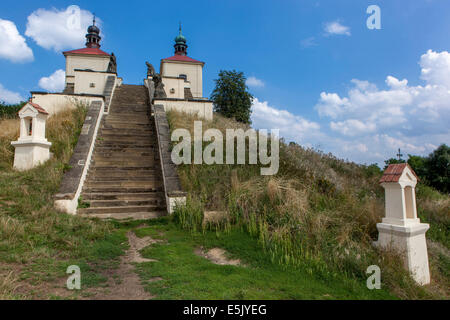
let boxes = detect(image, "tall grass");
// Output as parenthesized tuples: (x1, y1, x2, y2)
(0, 102, 120, 298)
(169, 110, 449, 299)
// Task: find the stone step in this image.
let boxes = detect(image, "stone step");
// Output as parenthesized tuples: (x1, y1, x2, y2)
(105, 114, 151, 123)
(102, 123, 153, 130)
(95, 142, 156, 147)
(87, 168, 157, 177)
(105, 118, 152, 124)
(93, 154, 155, 161)
(82, 192, 164, 201)
(99, 131, 155, 137)
(79, 211, 166, 220)
(78, 204, 164, 215)
(94, 151, 156, 158)
(83, 186, 163, 193)
(88, 199, 162, 208)
(85, 180, 161, 187)
(96, 141, 154, 147)
(95, 146, 156, 151)
(92, 160, 156, 167)
(94, 147, 157, 154)
(86, 175, 160, 182)
(86, 171, 160, 178)
(110, 108, 148, 113)
(89, 165, 157, 171)
(99, 134, 154, 141)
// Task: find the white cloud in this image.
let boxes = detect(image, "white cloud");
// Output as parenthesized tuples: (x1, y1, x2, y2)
(38, 69, 65, 92)
(25, 6, 98, 51)
(0, 83, 25, 104)
(0, 19, 33, 63)
(313, 49, 450, 164)
(246, 76, 265, 88)
(419, 49, 450, 86)
(330, 119, 376, 136)
(324, 21, 351, 36)
(251, 98, 321, 145)
(252, 50, 450, 165)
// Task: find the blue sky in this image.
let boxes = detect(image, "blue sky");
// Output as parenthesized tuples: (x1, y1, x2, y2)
(1, 0, 449, 165)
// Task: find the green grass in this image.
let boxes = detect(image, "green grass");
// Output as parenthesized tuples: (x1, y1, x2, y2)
(167, 110, 449, 299)
(0, 105, 127, 299)
(132, 218, 394, 300)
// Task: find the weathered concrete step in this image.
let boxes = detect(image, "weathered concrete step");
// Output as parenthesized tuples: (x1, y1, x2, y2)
(101, 126, 153, 131)
(94, 147, 156, 153)
(94, 149, 156, 156)
(100, 132, 154, 138)
(79, 211, 166, 220)
(99, 131, 155, 138)
(107, 113, 149, 118)
(82, 192, 164, 201)
(86, 172, 160, 180)
(87, 169, 157, 178)
(96, 142, 155, 148)
(102, 123, 153, 130)
(86, 175, 161, 183)
(85, 180, 161, 187)
(98, 137, 154, 143)
(93, 155, 155, 161)
(105, 115, 151, 124)
(95, 142, 156, 148)
(94, 152, 156, 158)
(92, 160, 156, 167)
(87, 175, 158, 181)
(89, 166, 157, 172)
(83, 186, 163, 193)
(111, 104, 148, 108)
(78, 204, 165, 215)
(88, 199, 162, 208)
(110, 109, 148, 114)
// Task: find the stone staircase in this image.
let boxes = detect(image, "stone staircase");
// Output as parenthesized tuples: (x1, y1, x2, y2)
(79, 84, 166, 219)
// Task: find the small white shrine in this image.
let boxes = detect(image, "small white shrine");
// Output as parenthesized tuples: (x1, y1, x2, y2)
(376, 163, 430, 285)
(11, 101, 52, 171)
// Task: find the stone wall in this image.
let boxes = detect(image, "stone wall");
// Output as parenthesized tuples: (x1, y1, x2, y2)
(153, 104, 187, 213)
(54, 100, 104, 214)
(154, 98, 213, 121)
(31, 92, 104, 116)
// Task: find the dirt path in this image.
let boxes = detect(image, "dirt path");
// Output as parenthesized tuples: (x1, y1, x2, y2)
(90, 231, 157, 300)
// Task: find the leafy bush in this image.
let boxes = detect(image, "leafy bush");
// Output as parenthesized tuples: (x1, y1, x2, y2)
(0, 102, 25, 119)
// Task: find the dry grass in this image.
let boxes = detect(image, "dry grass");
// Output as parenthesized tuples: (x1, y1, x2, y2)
(0, 103, 125, 299)
(0, 119, 19, 138)
(168, 110, 449, 299)
(0, 271, 21, 300)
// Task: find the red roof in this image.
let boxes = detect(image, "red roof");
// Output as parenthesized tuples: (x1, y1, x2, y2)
(63, 47, 110, 56)
(379, 163, 419, 183)
(162, 54, 204, 64)
(19, 101, 49, 115)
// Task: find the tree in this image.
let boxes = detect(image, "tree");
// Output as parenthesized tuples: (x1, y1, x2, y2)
(210, 70, 253, 124)
(426, 144, 449, 193)
(407, 155, 427, 180)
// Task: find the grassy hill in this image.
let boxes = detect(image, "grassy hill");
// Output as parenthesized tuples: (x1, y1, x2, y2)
(167, 110, 449, 299)
(0, 106, 447, 299)
(0, 105, 127, 299)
